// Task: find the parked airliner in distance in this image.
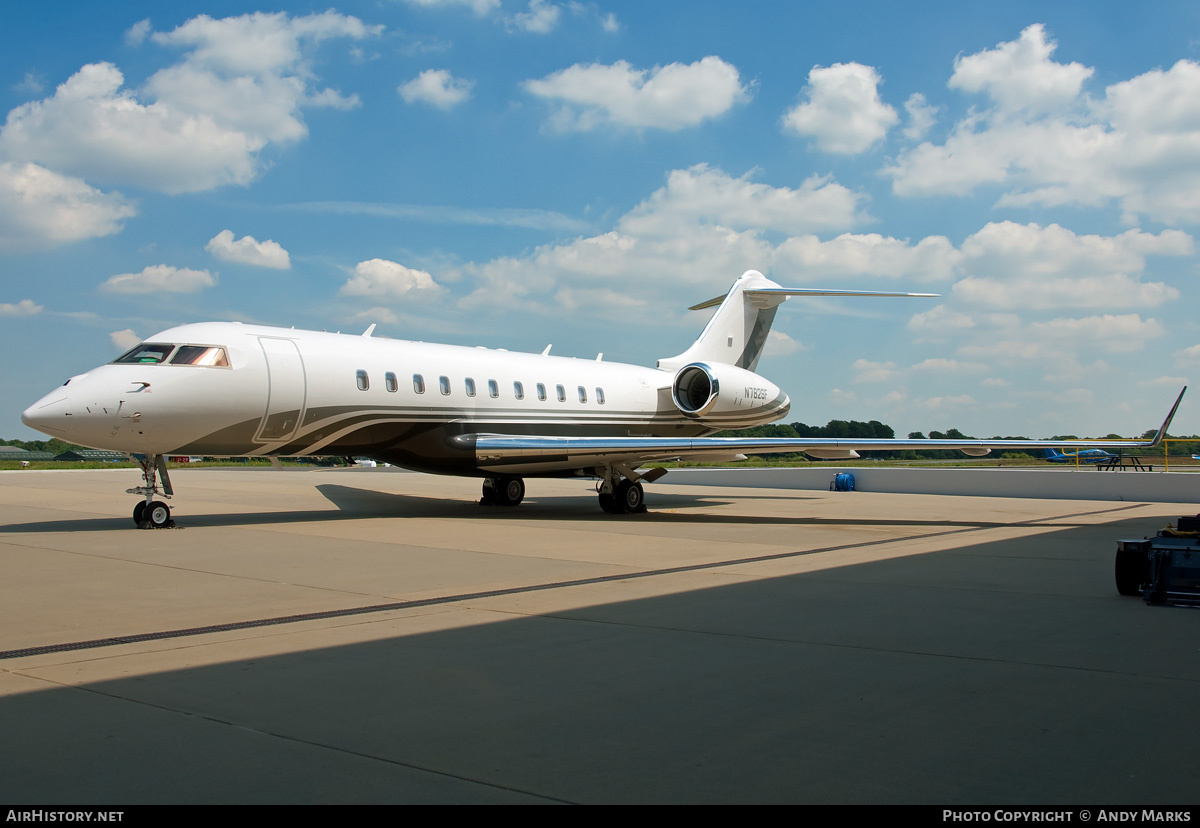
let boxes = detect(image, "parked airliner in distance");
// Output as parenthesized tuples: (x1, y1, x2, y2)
(22, 270, 1186, 527)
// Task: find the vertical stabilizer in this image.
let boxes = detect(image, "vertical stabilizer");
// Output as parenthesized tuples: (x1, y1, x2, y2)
(658, 270, 784, 372)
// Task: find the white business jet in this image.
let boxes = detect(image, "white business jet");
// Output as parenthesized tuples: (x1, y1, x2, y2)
(22, 270, 1185, 527)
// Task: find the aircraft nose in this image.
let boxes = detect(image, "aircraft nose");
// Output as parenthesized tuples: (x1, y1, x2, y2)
(22, 388, 71, 436)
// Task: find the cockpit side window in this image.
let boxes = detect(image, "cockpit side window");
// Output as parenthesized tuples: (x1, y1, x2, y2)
(169, 345, 230, 367)
(113, 343, 176, 365)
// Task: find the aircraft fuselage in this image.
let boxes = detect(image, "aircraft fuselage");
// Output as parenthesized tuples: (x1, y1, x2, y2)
(22, 321, 791, 477)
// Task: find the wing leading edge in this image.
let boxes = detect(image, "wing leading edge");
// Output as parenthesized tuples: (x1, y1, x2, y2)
(453, 387, 1187, 475)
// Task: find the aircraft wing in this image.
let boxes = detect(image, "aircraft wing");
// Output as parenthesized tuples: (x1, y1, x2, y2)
(453, 387, 1186, 475)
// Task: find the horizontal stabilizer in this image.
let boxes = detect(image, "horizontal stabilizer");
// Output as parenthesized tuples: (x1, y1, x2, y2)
(688, 287, 939, 311)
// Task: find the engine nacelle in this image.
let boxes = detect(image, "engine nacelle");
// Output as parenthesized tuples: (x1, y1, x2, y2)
(671, 362, 787, 427)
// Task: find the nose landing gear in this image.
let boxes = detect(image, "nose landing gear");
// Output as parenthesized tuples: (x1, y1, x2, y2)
(127, 454, 175, 528)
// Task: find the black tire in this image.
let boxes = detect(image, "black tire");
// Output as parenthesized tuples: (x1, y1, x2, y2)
(133, 501, 146, 524)
(501, 476, 525, 506)
(1115, 547, 1144, 596)
(598, 491, 621, 514)
(480, 479, 498, 505)
(147, 501, 171, 529)
(486, 476, 524, 506)
(616, 479, 645, 514)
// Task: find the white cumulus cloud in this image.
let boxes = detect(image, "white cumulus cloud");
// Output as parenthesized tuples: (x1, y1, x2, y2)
(782, 62, 898, 154)
(622, 165, 866, 236)
(109, 329, 141, 350)
(959, 313, 1165, 362)
(902, 93, 937, 141)
(0, 161, 135, 250)
(452, 165, 981, 316)
(1176, 344, 1200, 364)
(402, 0, 500, 15)
(852, 359, 898, 383)
(524, 56, 749, 131)
(205, 229, 291, 269)
(125, 19, 152, 46)
(456, 165, 867, 311)
(912, 358, 987, 374)
(950, 222, 1188, 310)
(906, 305, 977, 341)
(399, 70, 474, 110)
(948, 24, 1093, 116)
(340, 259, 443, 300)
(0, 12, 380, 195)
(100, 264, 217, 294)
(775, 232, 961, 283)
(885, 25, 1200, 224)
(510, 0, 561, 33)
(767, 330, 805, 356)
(0, 299, 43, 317)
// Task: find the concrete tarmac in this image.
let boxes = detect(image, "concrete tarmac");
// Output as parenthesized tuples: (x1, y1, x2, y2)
(0, 467, 1196, 804)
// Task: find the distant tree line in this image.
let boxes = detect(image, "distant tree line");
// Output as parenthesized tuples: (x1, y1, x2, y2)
(2, 437, 85, 455)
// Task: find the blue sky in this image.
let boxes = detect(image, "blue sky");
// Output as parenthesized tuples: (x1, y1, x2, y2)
(4, 1, 1200, 441)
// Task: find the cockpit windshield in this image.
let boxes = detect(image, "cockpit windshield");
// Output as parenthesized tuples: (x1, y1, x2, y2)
(113, 343, 175, 364)
(170, 345, 230, 367)
(112, 343, 230, 367)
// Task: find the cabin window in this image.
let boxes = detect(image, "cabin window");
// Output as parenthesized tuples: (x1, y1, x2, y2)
(413, 374, 425, 394)
(596, 387, 605, 405)
(439, 376, 450, 395)
(170, 345, 230, 367)
(488, 379, 499, 398)
(514, 381, 524, 400)
(556, 384, 566, 402)
(113, 343, 175, 365)
(465, 378, 476, 397)
(578, 386, 587, 403)
(537, 383, 547, 401)
(356, 370, 369, 391)
(385, 372, 397, 393)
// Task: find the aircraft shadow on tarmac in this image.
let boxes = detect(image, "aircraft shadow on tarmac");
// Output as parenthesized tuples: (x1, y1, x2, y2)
(0, 483, 1126, 533)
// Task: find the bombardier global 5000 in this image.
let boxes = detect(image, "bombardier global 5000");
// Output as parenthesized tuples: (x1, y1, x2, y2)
(22, 270, 1185, 527)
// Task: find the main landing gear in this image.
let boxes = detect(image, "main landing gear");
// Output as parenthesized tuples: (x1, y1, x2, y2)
(481, 475, 525, 507)
(478, 466, 669, 514)
(598, 478, 645, 514)
(127, 454, 175, 529)
(596, 466, 668, 514)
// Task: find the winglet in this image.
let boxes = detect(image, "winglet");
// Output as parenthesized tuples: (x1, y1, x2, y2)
(362, 323, 376, 338)
(1144, 386, 1186, 448)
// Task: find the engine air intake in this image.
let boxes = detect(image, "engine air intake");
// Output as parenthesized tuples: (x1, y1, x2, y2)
(672, 363, 718, 417)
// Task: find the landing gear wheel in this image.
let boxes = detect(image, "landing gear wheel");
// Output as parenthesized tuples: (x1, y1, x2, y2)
(482, 476, 525, 506)
(598, 491, 621, 514)
(133, 501, 147, 524)
(496, 476, 524, 506)
(480, 479, 498, 505)
(146, 501, 171, 529)
(616, 479, 645, 514)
